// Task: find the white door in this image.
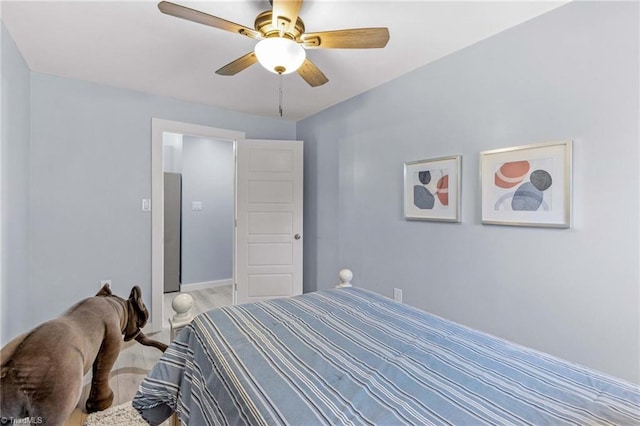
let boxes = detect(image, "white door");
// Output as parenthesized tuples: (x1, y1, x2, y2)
(235, 139, 303, 304)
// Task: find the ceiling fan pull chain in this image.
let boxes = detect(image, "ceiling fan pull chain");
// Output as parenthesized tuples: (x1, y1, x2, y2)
(279, 73, 284, 117)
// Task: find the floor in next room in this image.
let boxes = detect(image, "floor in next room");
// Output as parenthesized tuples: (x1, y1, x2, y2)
(63, 285, 232, 426)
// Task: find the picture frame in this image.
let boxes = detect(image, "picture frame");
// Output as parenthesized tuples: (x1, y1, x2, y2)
(404, 155, 461, 222)
(480, 140, 572, 228)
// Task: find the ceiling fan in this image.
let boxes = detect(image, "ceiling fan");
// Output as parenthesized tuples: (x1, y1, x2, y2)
(158, 0, 390, 87)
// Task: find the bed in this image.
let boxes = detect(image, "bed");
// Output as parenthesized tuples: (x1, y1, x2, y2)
(133, 277, 640, 425)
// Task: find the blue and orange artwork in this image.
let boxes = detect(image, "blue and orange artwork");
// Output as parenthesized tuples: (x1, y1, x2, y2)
(413, 169, 449, 210)
(493, 159, 553, 211)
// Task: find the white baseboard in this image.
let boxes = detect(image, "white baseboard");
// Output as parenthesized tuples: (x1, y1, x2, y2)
(180, 278, 232, 292)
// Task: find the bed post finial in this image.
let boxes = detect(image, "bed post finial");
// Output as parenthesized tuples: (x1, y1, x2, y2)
(336, 269, 353, 288)
(169, 293, 194, 339)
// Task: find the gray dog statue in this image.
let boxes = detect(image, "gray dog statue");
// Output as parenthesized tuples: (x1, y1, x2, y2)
(0, 284, 167, 425)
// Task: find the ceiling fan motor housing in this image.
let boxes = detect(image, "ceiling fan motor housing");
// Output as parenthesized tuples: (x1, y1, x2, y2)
(254, 10, 305, 40)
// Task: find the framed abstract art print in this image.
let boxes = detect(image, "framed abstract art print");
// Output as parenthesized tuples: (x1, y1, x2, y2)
(404, 155, 461, 222)
(480, 140, 572, 228)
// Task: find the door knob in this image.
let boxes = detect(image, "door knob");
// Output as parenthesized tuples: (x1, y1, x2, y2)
(294, 233, 301, 240)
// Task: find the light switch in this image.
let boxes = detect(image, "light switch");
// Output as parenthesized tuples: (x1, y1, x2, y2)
(141, 199, 151, 212)
(192, 201, 202, 211)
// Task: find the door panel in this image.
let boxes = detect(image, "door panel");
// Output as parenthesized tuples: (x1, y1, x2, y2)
(249, 212, 293, 234)
(248, 274, 292, 297)
(248, 243, 293, 265)
(249, 181, 293, 203)
(236, 139, 303, 304)
(249, 149, 293, 171)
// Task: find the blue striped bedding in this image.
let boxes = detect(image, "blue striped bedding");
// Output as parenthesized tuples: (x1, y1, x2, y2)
(133, 287, 640, 425)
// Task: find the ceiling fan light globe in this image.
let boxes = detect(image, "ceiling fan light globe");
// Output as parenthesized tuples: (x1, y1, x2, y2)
(254, 38, 306, 75)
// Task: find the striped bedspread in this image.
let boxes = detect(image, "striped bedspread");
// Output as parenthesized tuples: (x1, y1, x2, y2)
(133, 288, 640, 425)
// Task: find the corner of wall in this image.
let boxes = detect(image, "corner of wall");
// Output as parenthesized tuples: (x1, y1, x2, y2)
(1, 21, 32, 345)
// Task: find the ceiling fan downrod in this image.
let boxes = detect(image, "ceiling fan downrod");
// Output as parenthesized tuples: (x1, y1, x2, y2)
(278, 73, 284, 117)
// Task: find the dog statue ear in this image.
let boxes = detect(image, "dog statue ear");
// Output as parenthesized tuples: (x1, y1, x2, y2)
(96, 283, 113, 297)
(124, 286, 149, 341)
(129, 286, 146, 313)
(129, 286, 149, 327)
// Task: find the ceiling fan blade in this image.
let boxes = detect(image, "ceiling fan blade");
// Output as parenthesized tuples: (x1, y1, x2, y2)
(158, 1, 261, 40)
(301, 28, 390, 49)
(215, 52, 258, 76)
(272, 0, 303, 35)
(297, 58, 328, 87)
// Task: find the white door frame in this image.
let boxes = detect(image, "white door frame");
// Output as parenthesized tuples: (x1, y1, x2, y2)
(150, 118, 245, 332)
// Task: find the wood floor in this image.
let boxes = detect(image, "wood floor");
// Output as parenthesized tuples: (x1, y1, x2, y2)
(64, 285, 232, 425)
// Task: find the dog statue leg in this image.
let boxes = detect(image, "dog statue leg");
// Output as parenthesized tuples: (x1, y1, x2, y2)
(135, 331, 168, 352)
(1, 326, 85, 424)
(85, 328, 121, 413)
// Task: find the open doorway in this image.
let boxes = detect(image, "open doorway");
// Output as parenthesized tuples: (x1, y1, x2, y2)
(161, 133, 234, 327)
(150, 119, 245, 332)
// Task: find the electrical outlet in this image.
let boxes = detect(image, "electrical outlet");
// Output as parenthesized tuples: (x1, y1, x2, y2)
(100, 279, 112, 289)
(393, 288, 403, 303)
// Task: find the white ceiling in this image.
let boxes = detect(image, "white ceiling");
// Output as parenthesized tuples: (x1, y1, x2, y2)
(1, 1, 566, 121)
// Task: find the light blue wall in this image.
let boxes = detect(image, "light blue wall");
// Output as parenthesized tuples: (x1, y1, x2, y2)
(1, 24, 31, 344)
(298, 1, 639, 383)
(181, 136, 233, 284)
(21, 73, 295, 336)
